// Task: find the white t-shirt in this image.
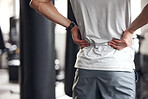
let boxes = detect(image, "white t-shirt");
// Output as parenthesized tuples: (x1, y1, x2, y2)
(70, 0, 135, 71)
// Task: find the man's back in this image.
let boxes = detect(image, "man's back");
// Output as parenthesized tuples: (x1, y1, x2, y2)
(70, 0, 135, 72)
(70, 0, 131, 43)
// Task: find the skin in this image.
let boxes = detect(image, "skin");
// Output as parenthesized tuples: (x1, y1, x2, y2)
(29, 0, 90, 49)
(30, 0, 148, 50)
(109, 4, 148, 50)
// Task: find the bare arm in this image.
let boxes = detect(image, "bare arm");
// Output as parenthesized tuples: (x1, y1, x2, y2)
(127, 4, 148, 33)
(30, 0, 90, 48)
(30, 0, 71, 27)
(109, 4, 148, 50)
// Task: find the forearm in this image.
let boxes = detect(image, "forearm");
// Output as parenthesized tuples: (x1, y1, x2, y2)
(127, 4, 148, 34)
(30, 0, 71, 28)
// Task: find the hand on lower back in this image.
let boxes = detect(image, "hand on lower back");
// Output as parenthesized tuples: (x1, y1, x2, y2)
(108, 30, 133, 50)
(71, 25, 90, 49)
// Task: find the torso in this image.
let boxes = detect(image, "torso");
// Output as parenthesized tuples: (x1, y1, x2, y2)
(70, 0, 135, 71)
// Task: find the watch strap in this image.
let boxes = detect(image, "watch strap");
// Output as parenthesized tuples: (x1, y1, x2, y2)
(66, 22, 75, 31)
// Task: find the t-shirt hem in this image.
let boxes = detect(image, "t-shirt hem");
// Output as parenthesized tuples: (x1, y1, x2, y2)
(74, 65, 135, 72)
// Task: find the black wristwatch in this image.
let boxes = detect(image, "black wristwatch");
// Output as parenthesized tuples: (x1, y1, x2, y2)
(66, 21, 75, 31)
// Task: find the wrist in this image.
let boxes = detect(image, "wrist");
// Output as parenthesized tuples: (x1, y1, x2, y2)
(124, 30, 134, 37)
(66, 21, 76, 31)
(122, 30, 133, 43)
(125, 28, 135, 34)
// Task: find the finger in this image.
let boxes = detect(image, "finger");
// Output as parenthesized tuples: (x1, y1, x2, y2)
(79, 42, 90, 45)
(108, 41, 117, 45)
(113, 40, 129, 47)
(109, 41, 122, 46)
(109, 40, 126, 46)
(110, 44, 126, 50)
(74, 39, 89, 43)
(79, 44, 90, 47)
(73, 37, 87, 42)
(80, 43, 90, 46)
(74, 40, 90, 45)
(79, 43, 90, 48)
(112, 39, 125, 44)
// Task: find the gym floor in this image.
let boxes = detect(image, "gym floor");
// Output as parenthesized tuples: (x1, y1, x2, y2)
(0, 69, 72, 99)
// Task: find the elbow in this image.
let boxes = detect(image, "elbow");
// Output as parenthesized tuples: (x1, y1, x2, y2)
(29, 0, 38, 10)
(29, 0, 33, 8)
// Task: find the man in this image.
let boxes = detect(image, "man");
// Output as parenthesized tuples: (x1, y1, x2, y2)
(30, 0, 148, 98)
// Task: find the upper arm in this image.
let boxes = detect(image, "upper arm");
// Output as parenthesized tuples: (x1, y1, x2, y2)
(30, 0, 52, 10)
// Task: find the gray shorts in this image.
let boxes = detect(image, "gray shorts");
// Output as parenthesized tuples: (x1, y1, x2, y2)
(72, 69, 136, 99)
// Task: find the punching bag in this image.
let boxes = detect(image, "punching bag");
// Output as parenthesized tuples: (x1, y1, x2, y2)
(20, 0, 56, 99)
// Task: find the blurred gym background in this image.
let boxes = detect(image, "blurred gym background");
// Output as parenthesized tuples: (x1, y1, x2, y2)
(0, 0, 148, 99)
